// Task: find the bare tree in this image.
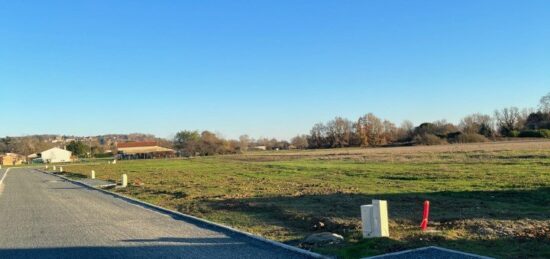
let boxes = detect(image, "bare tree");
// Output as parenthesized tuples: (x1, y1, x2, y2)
(494, 107, 521, 136)
(357, 113, 385, 146)
(326, 117, 353, 148)
(382, 120, 398, 143)
(308, 123, 327, 148)
(540, 92, 550, 113)
(397, 120, 414, 141)
(291, 135, 308, 149)
(459, 113, 493, 134)
(239, 135, 251, 152)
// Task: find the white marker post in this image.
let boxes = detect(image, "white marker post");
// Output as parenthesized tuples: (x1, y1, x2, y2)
(112, 160, 117, 164)
(45, 165, 49, 170)
(121, 174, 128, 188)
(53, 165, 56, 171)
(91, 170, 95, 179)
(59, 166, 63, 172)
(361, 200, 390, 238)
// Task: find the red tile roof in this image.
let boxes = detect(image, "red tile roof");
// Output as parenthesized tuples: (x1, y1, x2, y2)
(116, 141, 157, 148)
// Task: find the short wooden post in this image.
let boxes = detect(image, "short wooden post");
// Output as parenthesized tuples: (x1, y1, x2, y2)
(91, 170, 95, 179)
(121, 174, 128, 187)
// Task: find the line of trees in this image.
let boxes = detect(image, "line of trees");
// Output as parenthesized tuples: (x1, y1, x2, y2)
(171, 92, 550, 155)
(173, 130, 291, 156)
(3, 93, 549, 157)
(296, 92, 550, 149)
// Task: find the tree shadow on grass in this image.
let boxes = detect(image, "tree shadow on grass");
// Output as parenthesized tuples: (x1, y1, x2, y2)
(206, 187, 549, 227)
(202, 188, 550, 258)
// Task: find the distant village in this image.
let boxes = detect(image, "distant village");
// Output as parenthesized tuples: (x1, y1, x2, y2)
(0, 134, 175, 166)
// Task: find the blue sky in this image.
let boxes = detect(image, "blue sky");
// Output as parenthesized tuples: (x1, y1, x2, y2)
(1, 1, 549, 140)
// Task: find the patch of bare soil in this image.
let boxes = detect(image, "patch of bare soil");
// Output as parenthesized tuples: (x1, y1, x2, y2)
(444, 219, 550, 240)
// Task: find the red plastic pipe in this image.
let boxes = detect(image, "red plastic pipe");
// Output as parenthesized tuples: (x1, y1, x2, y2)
(420, 200, 430, 231)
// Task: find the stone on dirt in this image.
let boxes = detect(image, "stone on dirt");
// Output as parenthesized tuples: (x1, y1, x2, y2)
(303, 232, 344, 246)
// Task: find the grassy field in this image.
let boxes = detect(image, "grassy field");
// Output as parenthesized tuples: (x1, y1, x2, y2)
(61, 140, 550, 258)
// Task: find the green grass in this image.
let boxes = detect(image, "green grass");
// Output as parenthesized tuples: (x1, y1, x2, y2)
(61, 143, 550, 258)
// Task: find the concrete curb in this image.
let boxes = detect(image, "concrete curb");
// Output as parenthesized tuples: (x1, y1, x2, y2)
(35, 169, 330, 259)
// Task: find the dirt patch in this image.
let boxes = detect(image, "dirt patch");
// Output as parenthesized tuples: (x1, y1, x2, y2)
(444, 219, 550, 240)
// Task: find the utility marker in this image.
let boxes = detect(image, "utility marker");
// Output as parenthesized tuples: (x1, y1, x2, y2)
(91, 170, 95, 179)
(420, 200, 430, 231)
(121, 174, 128, 187)
(361, 199, 389, 238)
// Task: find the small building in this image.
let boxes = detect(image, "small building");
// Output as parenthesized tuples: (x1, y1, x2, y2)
(250, 145, 267, 151)
(116, 141, 176, 160)
(0, 153, 25, 166)
(36, 147, 73, 163)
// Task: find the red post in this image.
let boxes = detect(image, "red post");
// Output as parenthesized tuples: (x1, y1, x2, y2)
(420, 200, 430, 231)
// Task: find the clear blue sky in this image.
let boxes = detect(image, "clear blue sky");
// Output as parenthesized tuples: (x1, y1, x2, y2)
(1, 1, 549, 140)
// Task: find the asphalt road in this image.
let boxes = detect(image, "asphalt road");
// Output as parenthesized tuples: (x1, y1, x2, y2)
(0, 168, 315, 259)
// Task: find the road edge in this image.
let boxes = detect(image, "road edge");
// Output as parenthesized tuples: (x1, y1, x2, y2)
(36, 169, 330, 259)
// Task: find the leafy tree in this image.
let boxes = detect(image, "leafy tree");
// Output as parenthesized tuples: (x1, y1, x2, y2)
(66, 141, 90, 157)
(173, 130, 200, 156)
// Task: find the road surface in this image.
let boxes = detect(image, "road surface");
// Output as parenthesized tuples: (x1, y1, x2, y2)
(0, 168, 315, 258)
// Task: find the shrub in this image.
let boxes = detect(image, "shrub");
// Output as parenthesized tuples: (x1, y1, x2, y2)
(413, 134, 447, 145)
(451, 133, 488, 143)
(94, 152, 114, 158)
(518, 130, 550, 138)
(509, 130, 520, 137)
